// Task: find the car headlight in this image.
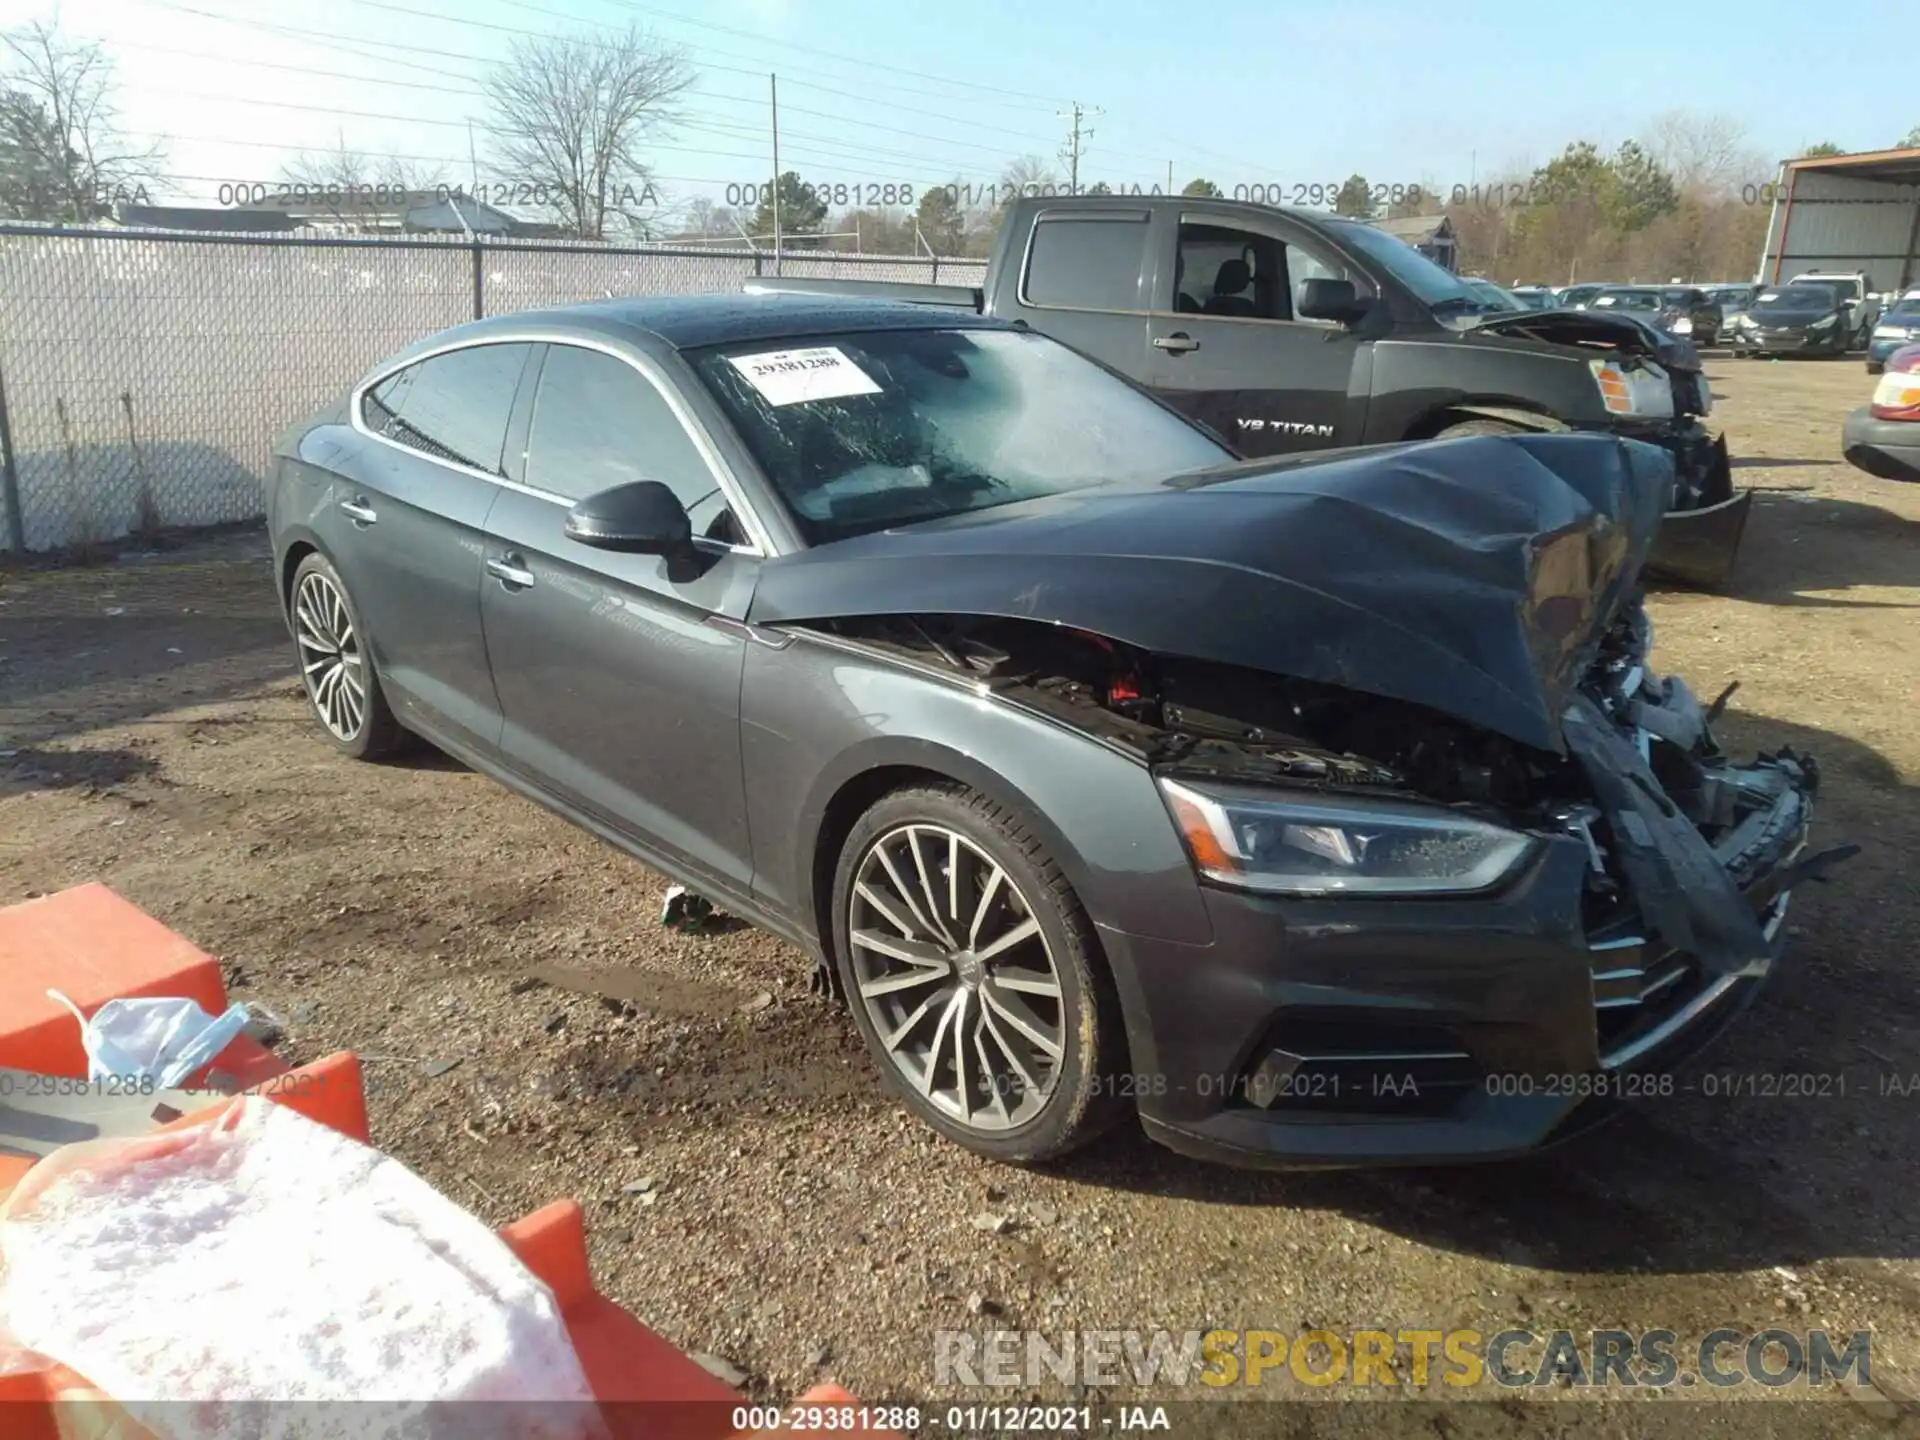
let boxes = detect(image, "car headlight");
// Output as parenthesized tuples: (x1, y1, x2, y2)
(1157, 778, 1537, 897)
(1588, 358, 1674, 417)
(1810, 314, 1837, 331)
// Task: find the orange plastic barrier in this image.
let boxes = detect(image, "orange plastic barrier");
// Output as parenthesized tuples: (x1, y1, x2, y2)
(0, 885, 898, 1439)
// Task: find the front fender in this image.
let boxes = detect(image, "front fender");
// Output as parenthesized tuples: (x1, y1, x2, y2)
(740, 632, 1215, 950)
(1367, 338, 1611, 441)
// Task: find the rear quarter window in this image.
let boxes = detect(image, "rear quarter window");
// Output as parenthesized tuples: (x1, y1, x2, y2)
(1021, 216, 1148, 311)
(361, 342, 532, 476)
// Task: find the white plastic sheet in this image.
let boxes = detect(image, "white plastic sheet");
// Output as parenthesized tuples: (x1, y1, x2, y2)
(0, 1096, 602, 1440)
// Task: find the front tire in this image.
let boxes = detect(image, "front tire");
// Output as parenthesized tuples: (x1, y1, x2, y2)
(830, 784, 1128, 1164)
(289, 552, 404, 760)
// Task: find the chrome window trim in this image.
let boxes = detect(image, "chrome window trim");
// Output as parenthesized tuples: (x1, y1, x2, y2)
(349, 331, 772, 557)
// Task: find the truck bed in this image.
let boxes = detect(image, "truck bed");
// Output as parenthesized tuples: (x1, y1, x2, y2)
(742, 276, 984, 310)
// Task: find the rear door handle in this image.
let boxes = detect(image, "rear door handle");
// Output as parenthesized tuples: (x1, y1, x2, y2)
(1153, 333, 1200, 354)
(486, 554, 535, 589)
(338, 496, 377, 525)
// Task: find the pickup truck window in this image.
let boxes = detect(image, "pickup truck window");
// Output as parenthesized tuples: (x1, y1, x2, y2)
(1022, 215, 1148, 311)
(1174, 222, 1361, 324)
(688, 326, 1229, 544)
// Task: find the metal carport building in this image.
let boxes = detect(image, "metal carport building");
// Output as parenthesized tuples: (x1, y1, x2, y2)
(1758, 148, 1920, 293)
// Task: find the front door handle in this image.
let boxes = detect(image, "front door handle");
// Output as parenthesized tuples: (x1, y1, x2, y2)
(1153, 333, 1200, 354)
(486, 554, 535, 589)
(338, 496, 377, 525)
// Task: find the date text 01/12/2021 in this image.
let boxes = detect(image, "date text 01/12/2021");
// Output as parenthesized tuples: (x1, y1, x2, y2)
(977, 1068, 1897, 1108)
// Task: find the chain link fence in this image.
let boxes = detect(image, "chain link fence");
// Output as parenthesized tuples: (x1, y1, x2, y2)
(0, 225, 988, 554)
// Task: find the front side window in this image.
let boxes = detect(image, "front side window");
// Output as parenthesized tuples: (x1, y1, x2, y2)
(523, 346, 727, 537)
(1021, 216, 1147, 310)
(690, 327, 1230, 545)
(1174, 223, 1368, 323)
(362, 342, 531, 475)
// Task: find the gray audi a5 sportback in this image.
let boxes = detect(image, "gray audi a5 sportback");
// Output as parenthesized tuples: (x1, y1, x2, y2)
(266, 293, 1842, 1170)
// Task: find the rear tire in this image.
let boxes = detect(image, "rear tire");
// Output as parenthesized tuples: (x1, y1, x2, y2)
(289, 552, 404, 761)
(830, 783, 1129, 1164)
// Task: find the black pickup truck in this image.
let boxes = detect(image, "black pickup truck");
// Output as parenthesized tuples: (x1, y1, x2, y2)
(747, 195, 1748, 584)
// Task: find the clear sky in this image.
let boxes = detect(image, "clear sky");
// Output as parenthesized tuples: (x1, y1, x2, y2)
(3, 0, 1908, 215)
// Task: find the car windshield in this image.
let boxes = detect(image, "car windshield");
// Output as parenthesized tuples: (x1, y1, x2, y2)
(1758, 285, 1840, 308)
(1660, 289, 1700, 307)
(1318, 218, 1479, 309)
(1594, 290, 1662, 311)
(690, 326, 1232, 545)
(1884, 298, 1920, 319)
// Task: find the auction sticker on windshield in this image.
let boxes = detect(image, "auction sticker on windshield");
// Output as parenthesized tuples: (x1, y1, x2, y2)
(728, 346, 882, 406)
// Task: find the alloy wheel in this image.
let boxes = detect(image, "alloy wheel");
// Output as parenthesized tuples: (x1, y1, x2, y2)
(293, 569, 367, 742)
(847, 823, 1066, 1131)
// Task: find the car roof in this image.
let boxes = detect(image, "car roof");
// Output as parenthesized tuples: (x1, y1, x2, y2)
(410, 293, 1008, 358)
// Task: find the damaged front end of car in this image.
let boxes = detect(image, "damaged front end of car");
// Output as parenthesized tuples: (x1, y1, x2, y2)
(1473, 308, 1749, 588)
(753, 432, 1846, 1162)
(799, 601, 1846, 1158)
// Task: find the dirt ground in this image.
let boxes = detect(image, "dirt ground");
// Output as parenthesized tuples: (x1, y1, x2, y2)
(2, 357, 1917, 1436)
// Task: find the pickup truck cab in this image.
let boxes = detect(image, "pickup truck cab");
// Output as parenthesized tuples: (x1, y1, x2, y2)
(1792, 271, 1881, 346)
(749, 195, 1749, 583)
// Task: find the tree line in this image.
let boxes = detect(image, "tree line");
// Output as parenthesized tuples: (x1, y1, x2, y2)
(4, 17, 1917, 282)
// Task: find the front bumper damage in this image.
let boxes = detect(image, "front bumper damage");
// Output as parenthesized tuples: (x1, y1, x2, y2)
(1631, 417, 1750, 590)
(1115, 644, 1845, 1170)
(1472, 310, 1749, 587)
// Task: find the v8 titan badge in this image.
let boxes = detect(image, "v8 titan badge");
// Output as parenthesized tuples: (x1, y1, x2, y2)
(727, 345, 882, 406)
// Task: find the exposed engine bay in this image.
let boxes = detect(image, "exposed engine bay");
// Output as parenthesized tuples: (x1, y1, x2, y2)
(808, 607, 1854, 974)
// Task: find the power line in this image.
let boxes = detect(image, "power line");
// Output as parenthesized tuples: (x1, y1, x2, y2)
(516, 0, 1071, 112)
(127, 0, 1237, 186)
(132, 0, 1187, 171)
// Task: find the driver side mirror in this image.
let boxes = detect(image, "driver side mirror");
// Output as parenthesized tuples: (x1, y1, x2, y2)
(565, 480, 695, 560)
(1296, 277, 1370, 325)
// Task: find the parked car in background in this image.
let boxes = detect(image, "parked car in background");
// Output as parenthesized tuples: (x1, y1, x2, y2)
(1792, 271, 1881, 346)
(266, 292, 1830, 1169)
(746, 195, 1746, 585)
(1509, 285, 1559, 309)
(1726, 282, 1855, 357)
(1705, 284, 1757, 337)
(1590, 287, 1721, 344)
(1656, 287, 1724, 345)
(1556, 284, 1607, 310)
(1843, 342, 1920, 481)
(1866, 291, 1920, 372)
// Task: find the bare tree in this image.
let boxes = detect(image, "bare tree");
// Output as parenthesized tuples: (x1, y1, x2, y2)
(277, 132, 451, 223)
(1642, 110, 1764, 198)
(0, 21, 163, 222)
(485, 25, 692, 241)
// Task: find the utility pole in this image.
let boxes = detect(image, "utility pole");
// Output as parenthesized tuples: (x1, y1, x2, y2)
(1057, 101, 1099, 194)
(770, 73, 782, 275)
(1167, 160, 1173, 194)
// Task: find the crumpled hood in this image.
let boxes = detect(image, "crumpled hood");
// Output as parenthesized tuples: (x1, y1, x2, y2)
(1471, 307, 1702, 374)
(749, 432, 1674, 752)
